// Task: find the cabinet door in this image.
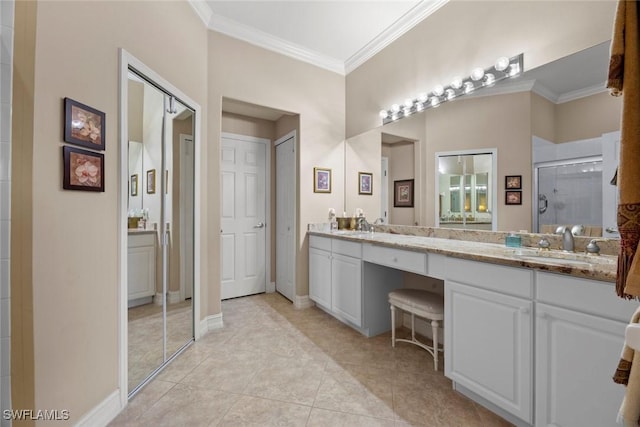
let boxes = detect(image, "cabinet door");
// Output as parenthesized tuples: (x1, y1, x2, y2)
(445, 280, 532, 423)
(331, 253, 362, 327)
(128, 245, 156, 300)
(536, 303, 626, 427)
(309, 248, 332, 309)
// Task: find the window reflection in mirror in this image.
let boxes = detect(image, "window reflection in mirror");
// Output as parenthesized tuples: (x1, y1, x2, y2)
(437, 151, 496, 231)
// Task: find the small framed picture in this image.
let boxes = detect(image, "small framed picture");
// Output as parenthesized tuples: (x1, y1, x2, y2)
(505, 175, 522, 190)
(64, 97, 105, 151)
(358, 172, 373, 195)
(130, 174, 138, 196)
(506, 190, 522, 205)
(394, 179, 414, 207)
(147, 169, 156, 194)
(62, 146, 104, 192)
(314, 167, 331, 193)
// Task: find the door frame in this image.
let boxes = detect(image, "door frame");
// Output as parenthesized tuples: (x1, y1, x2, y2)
(274, 131, 297, 302)
(118, 49, 202, 406)
(220, 132, 272, 295)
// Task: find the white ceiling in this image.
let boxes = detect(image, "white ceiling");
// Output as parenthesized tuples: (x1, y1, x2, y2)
(189, 0, 448, 75)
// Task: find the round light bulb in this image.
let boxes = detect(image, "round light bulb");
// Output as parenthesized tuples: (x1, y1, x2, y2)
(379, 109, 388, 119)
(432, 85, 444, 96)
(430, 97, 440, 108)
(404, 98, 413, 108)
(445, 88, 456, 100)
(391, 104, 400, 113)
(464, 81, 475, 94)
(470, 67, 485, 81)
(418, 92, 428, 103)
(495, 56, 510, 71)
(484, 73, 495, 86)
(451, 76, 463, 89)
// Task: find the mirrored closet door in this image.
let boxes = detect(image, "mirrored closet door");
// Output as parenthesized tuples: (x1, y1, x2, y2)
(126, 68, 195, 396)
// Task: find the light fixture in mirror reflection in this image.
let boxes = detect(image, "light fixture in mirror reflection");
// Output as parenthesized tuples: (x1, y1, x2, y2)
(379, 54, 523, 125)
(436, 151, 496, 231)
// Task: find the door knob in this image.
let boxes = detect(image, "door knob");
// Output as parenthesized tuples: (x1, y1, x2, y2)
(254, 222, 265, 228)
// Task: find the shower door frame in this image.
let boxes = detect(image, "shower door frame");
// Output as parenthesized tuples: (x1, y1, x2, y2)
(118, 49, 202, 406)
(532, 155, 602, 234)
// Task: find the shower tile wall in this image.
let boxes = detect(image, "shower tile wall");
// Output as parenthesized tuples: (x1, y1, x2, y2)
(0, 0, 13, 424)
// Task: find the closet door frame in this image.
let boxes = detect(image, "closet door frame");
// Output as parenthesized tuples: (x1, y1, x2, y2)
(118, 49, 202, 406)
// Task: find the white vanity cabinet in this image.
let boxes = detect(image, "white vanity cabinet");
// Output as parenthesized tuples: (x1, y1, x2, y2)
(128, 231, 157, 306)
(444, 258, 533, 425)
(534, 272, 637, 427)
(309, 236, 363, 327)
(309, 237, 332, 309)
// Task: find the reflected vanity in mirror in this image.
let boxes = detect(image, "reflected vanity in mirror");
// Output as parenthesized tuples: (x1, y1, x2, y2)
(344, 40, 621, 236)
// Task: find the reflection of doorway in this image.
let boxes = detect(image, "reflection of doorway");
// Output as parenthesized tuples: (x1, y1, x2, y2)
(220, 133, 268, 299)
(179, 134, 194, 300)
(381, 157, 388, 224)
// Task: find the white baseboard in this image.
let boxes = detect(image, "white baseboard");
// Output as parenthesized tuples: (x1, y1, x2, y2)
(198, 313, 224, 337)
(74, 389, 121, 427)
(167, 291, 180, 304)
(294, 295, 313, 309)
(153, 293, 163, 306)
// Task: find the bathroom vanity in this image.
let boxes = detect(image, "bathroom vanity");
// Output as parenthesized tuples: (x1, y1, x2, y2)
(308, 228, 634, 427)
(127, 230, 157, 307)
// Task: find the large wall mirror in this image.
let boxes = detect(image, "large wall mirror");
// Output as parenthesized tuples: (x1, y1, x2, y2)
(344, 40, 621, 235)
(122, 58, 198, 398)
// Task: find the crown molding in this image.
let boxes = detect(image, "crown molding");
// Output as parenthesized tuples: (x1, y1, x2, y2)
(209, 12, 346, 74)
(531, 80, 559, 103)
(557, 82, 607, 104)
(188, 0, 447, 75)
(188, 0, 213, 27)
(345, 0, 449, 74)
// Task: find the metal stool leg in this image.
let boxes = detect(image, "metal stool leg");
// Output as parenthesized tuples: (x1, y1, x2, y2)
(431, 320, 439, 371)
(390, 304, 396, 347)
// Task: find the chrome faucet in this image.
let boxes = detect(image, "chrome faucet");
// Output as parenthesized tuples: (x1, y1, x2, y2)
(562, 227, 574, 252)
(356, 216, 373, 232)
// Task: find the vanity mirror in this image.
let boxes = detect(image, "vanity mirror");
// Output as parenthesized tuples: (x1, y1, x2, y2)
(344, 41, 621, 235)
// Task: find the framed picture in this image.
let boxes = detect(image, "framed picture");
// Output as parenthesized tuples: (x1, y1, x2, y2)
(147, 169, 156, 194)
(130, 174, 138, 196)
(394, 179, 414, 207)
(64, 97, 105, 151)
(505, 175, 522, 190)
(358, 172, 373, 195)
(314, 167, 331, 193)
(62, 146, 104, 192)
(506, 190, 522, 205)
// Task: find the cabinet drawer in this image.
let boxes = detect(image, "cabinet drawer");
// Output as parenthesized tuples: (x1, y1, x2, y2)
(332, 239, 362, 257)
(362, 244, 427, 275)
(128, 232, 156, 248)
(445, 257, 532, 299)
(309, 235, 331, 251)
(536, 271, 637, 323)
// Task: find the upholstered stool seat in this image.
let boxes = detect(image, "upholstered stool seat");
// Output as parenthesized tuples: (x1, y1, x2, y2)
(389, 288, 444, 371)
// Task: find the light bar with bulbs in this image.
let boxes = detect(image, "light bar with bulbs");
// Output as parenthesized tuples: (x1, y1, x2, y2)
(379, 53, 524, 124)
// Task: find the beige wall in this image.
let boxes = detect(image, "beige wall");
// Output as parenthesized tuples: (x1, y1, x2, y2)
(426, 92, 532, 232)
(346, 1, 617, 137)
(555, 91, 622, 143)
(12, 0, 208, 423)
(208, 31, 345, 302)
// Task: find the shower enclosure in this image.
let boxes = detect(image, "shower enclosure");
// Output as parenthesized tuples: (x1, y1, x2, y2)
(534, 156, 603, 235)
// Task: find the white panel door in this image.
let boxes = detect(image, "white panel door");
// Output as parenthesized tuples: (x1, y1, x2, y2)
(331, 254, 362, 327)
(275, 136, 295, 301)
(221, 136, 267, 299)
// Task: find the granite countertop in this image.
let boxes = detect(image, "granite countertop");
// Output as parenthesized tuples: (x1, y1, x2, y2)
(308, 229, 616, 283)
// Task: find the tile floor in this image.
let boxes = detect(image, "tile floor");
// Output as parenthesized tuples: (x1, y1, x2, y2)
(111, 293, 513, 426)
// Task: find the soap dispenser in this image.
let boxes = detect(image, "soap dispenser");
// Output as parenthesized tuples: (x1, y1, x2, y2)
(505, 232, 522, 248)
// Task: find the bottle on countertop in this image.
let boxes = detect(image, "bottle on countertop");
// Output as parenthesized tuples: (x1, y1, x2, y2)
(505, 232, 522, 248)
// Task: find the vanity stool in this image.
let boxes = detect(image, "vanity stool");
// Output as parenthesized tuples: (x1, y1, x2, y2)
(389, 288, 444, 371)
